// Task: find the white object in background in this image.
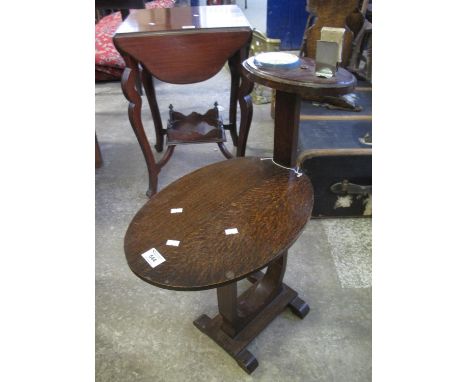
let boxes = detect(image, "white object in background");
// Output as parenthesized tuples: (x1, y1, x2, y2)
(320, 27, 345, 62)
(253, 52, 300, 69)
(225, 228, 239, 235)
(170, 208, 183, 214)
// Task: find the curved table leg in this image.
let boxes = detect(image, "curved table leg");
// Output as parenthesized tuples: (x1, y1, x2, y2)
(227, 52, 241, 147)
(158, 145, 175, 168)
(236, 75, 254, 157)
(121, 56, 159, 197)
(217, 142, 233, 159)
(121, 56, 178, 197)
(95, 134, 103, 168)
(141, 66, 165, 153)
(193, 251, 309, 374)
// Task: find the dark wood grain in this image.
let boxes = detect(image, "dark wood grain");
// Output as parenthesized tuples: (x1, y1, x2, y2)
(113, 5, 251, 84)
(242, 56, 356, 98)
(124, 157, 313, 291)
(273, 91, 301, 166)
(194, 277, 299, 374)
(115, 4, 250, 34)
(116, 32, 251, 84)
(237, 56, 356, 168)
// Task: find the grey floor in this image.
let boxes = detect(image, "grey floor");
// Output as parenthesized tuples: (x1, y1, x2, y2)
(95, 66, 371, 381)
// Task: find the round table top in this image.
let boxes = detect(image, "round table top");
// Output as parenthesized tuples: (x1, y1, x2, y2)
(242, 56, 356, 97)
(124, 157, 313, 291)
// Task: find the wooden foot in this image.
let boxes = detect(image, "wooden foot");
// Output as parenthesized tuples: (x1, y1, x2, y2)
(288, 296, 310, 319)
(95, 134, 103, 168)
(236, 349, 258, 374)
(248, 271, 310, 318)
(193, 253, 308, 376)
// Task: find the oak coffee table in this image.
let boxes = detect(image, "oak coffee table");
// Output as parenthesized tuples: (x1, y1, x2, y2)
(124, 157, 313, 373)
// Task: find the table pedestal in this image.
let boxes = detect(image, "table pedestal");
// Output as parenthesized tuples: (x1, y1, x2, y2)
(193, 253, 309, 374)
(237, 56, 356, 168)
(124, 157, 313, 375)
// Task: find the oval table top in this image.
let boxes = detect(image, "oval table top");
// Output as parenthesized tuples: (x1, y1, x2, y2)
(124, 157, 313, 291)
(242, 56, 356, 97)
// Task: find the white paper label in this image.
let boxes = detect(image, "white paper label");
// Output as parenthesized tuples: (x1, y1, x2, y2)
(141, 248, 166, 268)
(182, 25, 196, 29)
(225, 228, 239, 235)
(170, 208, 183, 214)
(166, 240, 180, 247)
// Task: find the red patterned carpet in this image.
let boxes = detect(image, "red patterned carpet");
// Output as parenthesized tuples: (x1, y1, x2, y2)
(95, 0, 175, 81)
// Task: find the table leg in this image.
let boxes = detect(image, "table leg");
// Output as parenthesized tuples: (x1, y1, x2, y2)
(121, 55, 159, 197)
(141, 67, 165, 153)
(193, 252, 309, 374)
(217, 142, 233, 159)
(273, 90, 302, 167)
(95, 134, 103, 168)
(236, 75, 254, 157)
(227, 52, 241, 147)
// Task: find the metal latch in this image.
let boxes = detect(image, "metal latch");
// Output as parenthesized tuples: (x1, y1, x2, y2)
(359, 132, 372, 146)
(330, 179, 372, 195)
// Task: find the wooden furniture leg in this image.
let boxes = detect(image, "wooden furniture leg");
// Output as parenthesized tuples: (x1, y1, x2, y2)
(194, 252, 310, 374)
(217, 142, 233, 159)
(95, 134, 103, 168)
(121, 55, 160, 197)
(141, 67, 165, 153)
(273, 90, 301, 167)
(236, 75, 254, 157)
(226, 51, 241, 147)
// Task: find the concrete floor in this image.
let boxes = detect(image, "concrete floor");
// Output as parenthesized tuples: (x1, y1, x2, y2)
(95, 66, 371, 381)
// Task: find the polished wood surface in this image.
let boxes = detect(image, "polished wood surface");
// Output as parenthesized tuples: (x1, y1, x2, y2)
(115, 32, 251, 84)
(242, 56, 356, 98)
(237, 56, 356, 168)
(125, 157, 313, 372)
(114, 5, 252, 196)
(124, 157, 313, 291)
(166, 105, 234, 159)
(114, 5, 251, 84)
(115, 4, 250, 34)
